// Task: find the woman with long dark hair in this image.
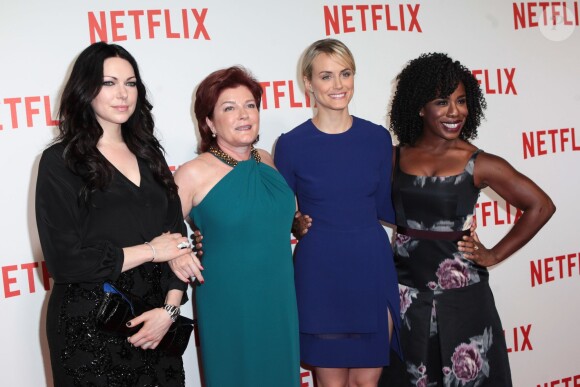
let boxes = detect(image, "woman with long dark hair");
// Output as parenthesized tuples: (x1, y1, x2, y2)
(36, 42, 200, 386)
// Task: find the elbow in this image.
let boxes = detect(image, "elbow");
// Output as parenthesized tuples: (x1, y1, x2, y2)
(540, 197, 557, 223)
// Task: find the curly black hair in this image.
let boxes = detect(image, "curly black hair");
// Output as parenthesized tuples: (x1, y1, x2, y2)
(389, 52, 487, 146)
(55, 42, 177, 203)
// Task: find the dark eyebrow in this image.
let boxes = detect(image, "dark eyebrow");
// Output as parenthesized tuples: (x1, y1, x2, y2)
(102, 75, 136, 80)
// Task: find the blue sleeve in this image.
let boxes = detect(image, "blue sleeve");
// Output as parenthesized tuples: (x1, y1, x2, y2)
(376, 130, 395, 224)
(273, 134, 297, 193)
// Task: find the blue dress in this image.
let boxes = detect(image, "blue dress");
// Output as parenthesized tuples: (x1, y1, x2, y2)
(274, 117, 402, 367)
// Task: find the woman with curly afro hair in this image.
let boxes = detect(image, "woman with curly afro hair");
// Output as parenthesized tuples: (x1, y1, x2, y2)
(380, 53, 555, 386)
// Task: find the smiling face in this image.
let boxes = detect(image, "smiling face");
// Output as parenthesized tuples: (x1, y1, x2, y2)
(206, 85, 260, 150)
(304, 53, 354, 112)
(420, 82, 468, 141)
(91, 57, 137, 131)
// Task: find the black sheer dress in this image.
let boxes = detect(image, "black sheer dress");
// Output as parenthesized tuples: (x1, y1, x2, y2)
(36, 143, 188, 386)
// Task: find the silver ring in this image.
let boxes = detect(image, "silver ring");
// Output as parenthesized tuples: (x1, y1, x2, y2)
(474, 245, 479, 251)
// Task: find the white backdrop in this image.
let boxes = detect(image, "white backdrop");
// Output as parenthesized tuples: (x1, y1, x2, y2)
(1, 1, 579, 386)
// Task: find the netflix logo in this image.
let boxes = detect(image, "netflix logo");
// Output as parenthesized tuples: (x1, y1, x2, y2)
(530, 251, 580, 287)
(323, 4, 422, 35)
(300, 370, 313, 387)
(523, 127, 580, 159)
(471, 68, 517, 95)
(0, 95, 58, 130)
(505, 324, 533, 353)
(88, 8, 210, 43)
(475, 199, 523, 228)
(537, 374, 580, 387)
(1, 261, 51, 299)
(259, 80, 313, 110)
(513, 1, 579, 29)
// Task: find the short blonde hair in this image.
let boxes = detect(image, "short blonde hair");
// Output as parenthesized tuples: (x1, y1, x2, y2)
(301, 38, 356, 80)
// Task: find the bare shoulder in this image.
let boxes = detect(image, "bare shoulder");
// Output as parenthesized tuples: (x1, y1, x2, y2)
(475, 151, 512, 168)
(174, 153, 214, 182)
(473, 151, 520, 187)
(256, 148, 276, 169)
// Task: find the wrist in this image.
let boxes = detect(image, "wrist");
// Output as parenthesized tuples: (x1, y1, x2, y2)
(163, 304, 180, 322)
(144, 242, 156, 262)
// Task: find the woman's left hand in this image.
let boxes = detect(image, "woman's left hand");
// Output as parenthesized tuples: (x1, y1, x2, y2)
(169, 252, 204, 284)
(126, 308, 173, 350)
(458, 232, 499, 267)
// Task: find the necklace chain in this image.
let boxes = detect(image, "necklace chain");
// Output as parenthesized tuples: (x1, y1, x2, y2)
(208, 145, 261, 167)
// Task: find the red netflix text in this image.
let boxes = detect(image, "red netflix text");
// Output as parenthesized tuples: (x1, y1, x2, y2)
(323, 4, 422, 35)
(88, 8, 210, 43)
(530, 251, 580, 287)
(0, 96, 58, 130)
(513, 1, 580, 29)
(2, 261, 51, 299)
(475, 200, 522, 227)
(259, 81, 313, 110)
(537, 374, 580, 387)
(522, 127, 580, 159)
(504, 324, 533, 353)
(300, 370, 313, 387)
(471, 68, 517, 95)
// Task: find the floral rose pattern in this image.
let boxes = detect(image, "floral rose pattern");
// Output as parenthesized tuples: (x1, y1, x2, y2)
(392, 150, 510, 385)
(407, 362, 437, 387)
(399, 284, 418, 329)
(429, 253, 481, 291)
(394, 232, 419, 257)
(436, 257, 470, 289)
(451, 343, 482, 382)
(443, 327, 493, 387)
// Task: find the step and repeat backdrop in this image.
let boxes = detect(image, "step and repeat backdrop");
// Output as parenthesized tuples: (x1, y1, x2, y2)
(1, 0, 579, 386)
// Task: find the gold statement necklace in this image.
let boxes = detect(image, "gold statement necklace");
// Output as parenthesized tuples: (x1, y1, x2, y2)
(208, 145, 261, 167)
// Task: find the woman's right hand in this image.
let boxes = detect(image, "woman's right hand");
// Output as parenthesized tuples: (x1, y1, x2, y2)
(292, 211, 313, 240)
(148, 232, 192, 262)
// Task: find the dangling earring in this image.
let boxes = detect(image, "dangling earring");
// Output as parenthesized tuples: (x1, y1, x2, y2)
(419, 112, 424, 117)
(211, 132, 216, 138)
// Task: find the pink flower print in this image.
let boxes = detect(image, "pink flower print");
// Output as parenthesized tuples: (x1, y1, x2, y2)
(427, 281, 437, 290)
(451, 343, 483, 383)
(436, 258, 470, 289)
(418, 364, 426, 375)
(442, 366, 451, 376)
(400, 286, 413, 315)
(396, 233, 412, 245)
(415, 375, 428, 387)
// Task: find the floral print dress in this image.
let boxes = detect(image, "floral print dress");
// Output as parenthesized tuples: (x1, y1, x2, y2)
(385, 147, 512, 387)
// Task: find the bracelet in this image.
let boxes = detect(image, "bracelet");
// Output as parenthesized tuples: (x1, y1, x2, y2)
(163, 304, 180, 322)
(144, 242, 156, 262)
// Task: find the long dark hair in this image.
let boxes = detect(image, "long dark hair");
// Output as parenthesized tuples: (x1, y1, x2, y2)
(389, 52, 486, 146)
(55, 42, 177, 202)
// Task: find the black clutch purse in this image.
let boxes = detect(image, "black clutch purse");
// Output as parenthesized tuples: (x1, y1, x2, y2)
(95, 282, 195, 356)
